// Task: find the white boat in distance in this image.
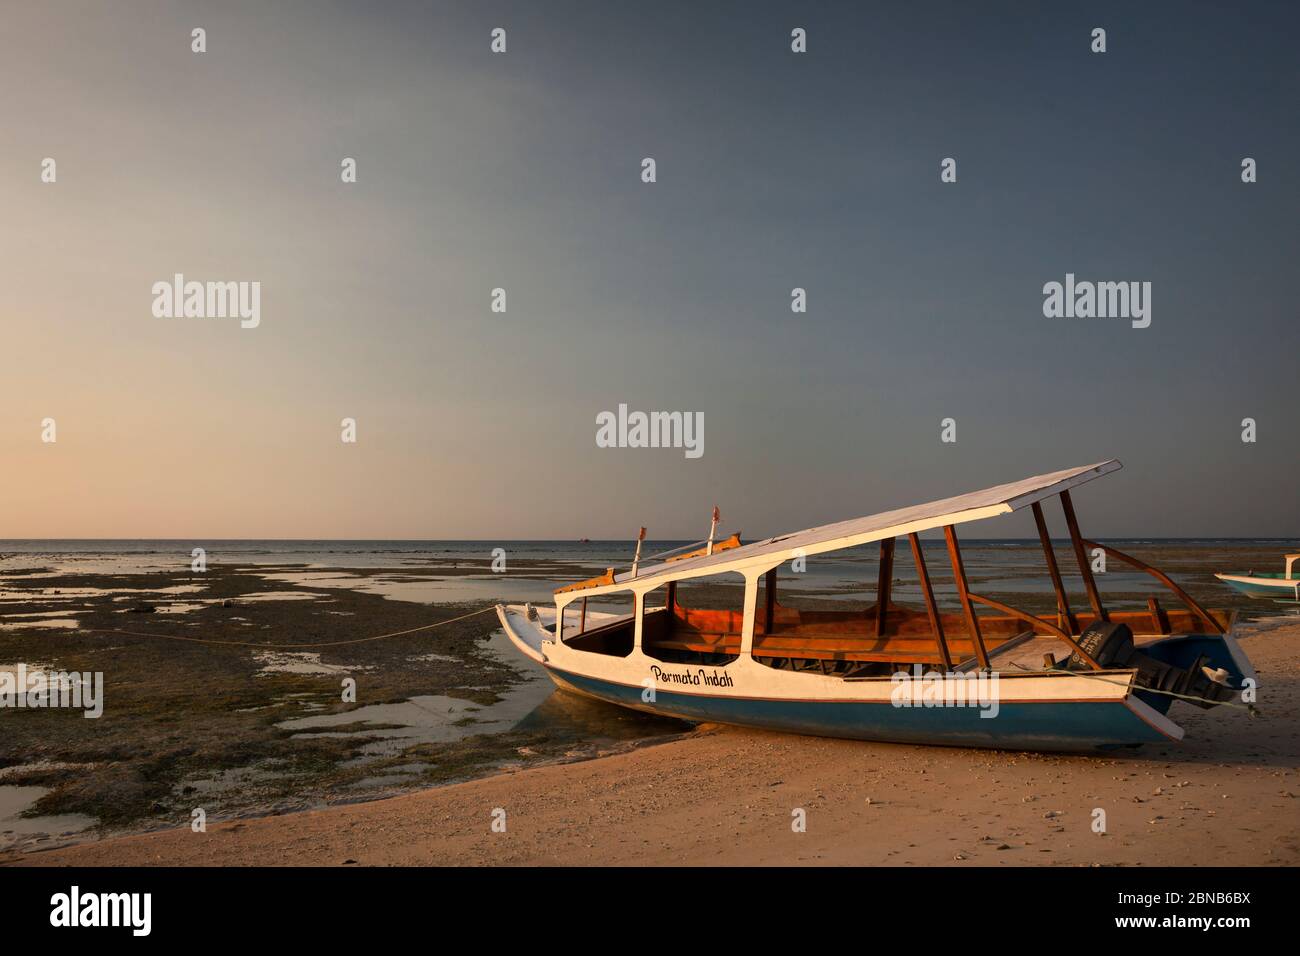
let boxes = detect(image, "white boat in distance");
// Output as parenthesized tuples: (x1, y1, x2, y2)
(1216, 554, 1300, 603)
(498, 461, 1254, 752)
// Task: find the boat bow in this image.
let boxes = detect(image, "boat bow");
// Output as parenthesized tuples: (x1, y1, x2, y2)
(496, 603, 551, 664)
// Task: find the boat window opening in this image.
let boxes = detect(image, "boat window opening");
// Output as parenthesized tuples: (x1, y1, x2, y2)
(640, 573, 745, 666)
(559, 589, 635, 658)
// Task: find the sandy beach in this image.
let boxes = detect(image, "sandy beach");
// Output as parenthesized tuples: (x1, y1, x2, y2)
(13, 618, 1297, 868)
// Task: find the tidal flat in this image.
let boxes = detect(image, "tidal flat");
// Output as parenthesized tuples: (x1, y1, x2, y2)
(0, 558, 686, 855)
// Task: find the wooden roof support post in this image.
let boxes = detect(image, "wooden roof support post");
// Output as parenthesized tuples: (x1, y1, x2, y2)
(554, 597, 572, 639)
(763, 568, 777, 636)
(1060, 490, 1108, 623)
(875, 537, 895, 639)
(739, 571, 760, 656)
(944, 525, 990, 669)
(631, 591, 643, 649)
(909, 532, 952, 670)
(579, 597, 588, 634)
(1031, 501, 1077, 635)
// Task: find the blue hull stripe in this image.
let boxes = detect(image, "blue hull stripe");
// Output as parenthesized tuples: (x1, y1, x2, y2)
(547, 667, 1171, 751)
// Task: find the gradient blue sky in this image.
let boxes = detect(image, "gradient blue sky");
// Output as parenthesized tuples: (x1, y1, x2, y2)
(2, 1, 1296, 539)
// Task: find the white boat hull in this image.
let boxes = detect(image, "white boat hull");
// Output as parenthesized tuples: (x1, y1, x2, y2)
(495, 604, 1207, 752)
(1216, 573, 1300, 602)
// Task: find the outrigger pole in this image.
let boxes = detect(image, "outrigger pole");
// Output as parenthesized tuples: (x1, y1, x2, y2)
(706, 506, 720, 555)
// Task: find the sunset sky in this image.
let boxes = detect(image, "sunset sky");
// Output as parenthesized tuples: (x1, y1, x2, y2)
(2, 1, 1296, 540)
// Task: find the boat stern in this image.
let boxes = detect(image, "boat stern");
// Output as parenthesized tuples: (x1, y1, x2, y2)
(1132, 629, 1255, 714)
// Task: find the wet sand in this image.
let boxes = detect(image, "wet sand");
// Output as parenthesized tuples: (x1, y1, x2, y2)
(14, 619, 1298, 867)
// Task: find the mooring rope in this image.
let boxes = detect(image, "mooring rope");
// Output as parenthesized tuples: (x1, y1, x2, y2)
(67, 609, 1259, 714)
(79, 605, 499, 650)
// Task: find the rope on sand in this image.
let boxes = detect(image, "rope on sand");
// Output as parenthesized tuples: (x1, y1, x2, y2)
(80, 605, 499, 650)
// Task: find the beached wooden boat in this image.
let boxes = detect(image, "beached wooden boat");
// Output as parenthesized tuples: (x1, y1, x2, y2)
(498, 461, 1254, 751)
(1215, 555, 1300, 603)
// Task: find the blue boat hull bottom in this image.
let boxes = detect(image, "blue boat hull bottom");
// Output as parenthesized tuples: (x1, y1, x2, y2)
(546, 667, 1176, 753)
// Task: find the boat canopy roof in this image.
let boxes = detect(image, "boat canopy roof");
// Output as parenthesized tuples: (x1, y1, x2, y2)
(562, 460, 1121, 598)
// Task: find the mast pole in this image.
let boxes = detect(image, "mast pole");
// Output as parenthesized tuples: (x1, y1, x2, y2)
(631, 526, 646, 577)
